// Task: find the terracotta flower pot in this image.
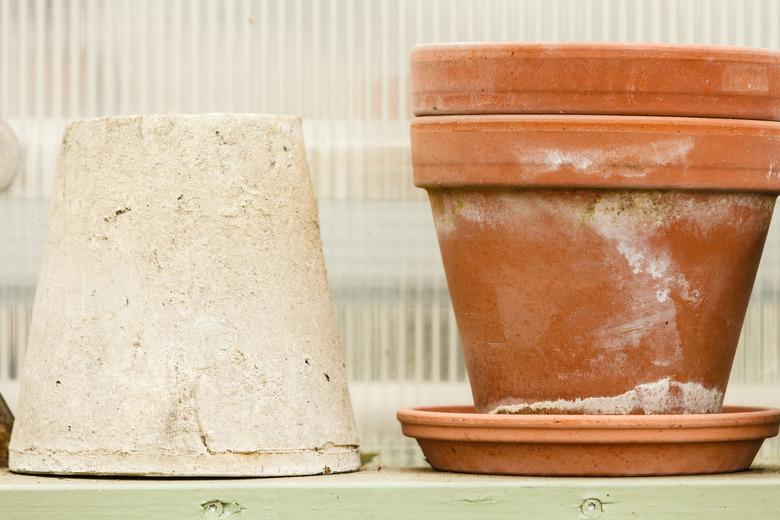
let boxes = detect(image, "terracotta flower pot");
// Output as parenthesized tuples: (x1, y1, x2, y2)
(411, 44, 780, 415)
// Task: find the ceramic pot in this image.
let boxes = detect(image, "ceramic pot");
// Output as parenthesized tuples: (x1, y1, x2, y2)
(9, 114, 360, 476)
(412, 115, 780, 415)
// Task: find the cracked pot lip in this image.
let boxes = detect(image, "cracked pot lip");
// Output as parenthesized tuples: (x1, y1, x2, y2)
(411, 42, 780, 120)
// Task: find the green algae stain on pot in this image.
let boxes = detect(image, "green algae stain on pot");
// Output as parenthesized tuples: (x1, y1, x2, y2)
(582, 190, 669, 224)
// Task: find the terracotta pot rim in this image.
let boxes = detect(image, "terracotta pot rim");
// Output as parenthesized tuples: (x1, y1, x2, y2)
(398, 405, 780, 429)
(412, 113, 780, 130)
(412, 41, 780, 62)
(398, 406, 780, 447)
(411, 115, 780, 193)
(411, 42, 780, 120)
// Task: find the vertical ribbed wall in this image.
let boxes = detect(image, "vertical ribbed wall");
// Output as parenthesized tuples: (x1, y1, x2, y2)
(2, 0, 780, 466)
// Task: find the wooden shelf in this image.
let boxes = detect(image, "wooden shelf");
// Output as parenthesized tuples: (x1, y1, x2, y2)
(2, 466, 780, 519)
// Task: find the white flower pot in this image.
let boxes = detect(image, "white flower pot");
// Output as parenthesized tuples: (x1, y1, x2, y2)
(9, 114, 360, 476)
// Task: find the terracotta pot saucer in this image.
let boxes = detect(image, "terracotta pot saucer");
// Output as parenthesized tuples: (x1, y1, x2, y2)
(397, 405, 780, 477)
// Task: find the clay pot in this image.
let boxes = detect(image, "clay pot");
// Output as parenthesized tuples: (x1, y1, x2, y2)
(411, 43, 780, 415)
(413, 116, 780, 415)
(9, 114, 360, 476)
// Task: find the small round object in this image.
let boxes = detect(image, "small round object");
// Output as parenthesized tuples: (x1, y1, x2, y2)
(202, 501, 224, 518)
(0, 121, 21, 192)
(581, 498, 604, 518)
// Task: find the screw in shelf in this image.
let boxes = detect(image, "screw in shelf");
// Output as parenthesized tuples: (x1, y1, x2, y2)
(580, 497, 604, 518)
(202, 500, 224, 518)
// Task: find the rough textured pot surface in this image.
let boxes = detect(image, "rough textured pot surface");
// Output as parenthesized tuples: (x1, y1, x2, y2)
(412, 43, 780, 119)
(397, 406, 780, 476)
(9, 114, 360, 476)
(412, 116, 780, 415)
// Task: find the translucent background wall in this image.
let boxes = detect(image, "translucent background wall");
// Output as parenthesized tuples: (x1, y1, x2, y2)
(1, 0, 780, 466)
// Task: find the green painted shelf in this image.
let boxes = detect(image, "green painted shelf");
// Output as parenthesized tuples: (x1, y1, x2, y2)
(1, 466, 780, 519)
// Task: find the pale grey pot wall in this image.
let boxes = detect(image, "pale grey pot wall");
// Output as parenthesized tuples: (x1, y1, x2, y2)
(8, 114, 360, 476)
